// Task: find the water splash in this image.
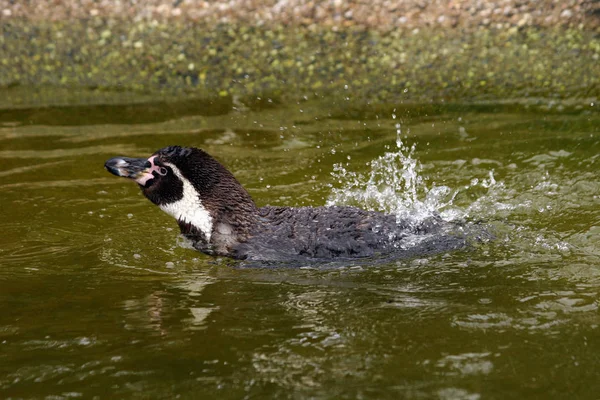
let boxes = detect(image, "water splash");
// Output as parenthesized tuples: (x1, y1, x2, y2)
(327, 124, 447, 222)
(326, 124, 495, 223)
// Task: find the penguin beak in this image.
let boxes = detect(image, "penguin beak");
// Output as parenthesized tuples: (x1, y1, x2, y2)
(105, 156, 155, 186)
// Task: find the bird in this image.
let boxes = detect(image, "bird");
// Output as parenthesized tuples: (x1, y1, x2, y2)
(105, 145, 477, 263)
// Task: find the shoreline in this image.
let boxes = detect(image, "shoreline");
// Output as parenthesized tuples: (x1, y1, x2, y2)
(1, 2, 599, 108)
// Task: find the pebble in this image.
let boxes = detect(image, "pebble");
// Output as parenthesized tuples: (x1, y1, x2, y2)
(560, 9, 573, 18)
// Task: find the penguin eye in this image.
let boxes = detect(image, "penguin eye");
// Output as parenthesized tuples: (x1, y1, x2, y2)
(158, 167, 168, 176)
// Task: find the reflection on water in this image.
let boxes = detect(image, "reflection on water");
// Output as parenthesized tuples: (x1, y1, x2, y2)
(0, 98, 599, 398)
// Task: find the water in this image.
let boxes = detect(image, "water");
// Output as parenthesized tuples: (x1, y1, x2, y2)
(327, 123, 462, 224)
(0, 97, 599, 399)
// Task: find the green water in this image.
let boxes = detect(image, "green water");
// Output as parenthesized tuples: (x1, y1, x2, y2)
(0, 97, 599, 399)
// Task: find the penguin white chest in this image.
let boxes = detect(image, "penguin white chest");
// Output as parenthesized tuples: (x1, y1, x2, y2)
(158, 162, 213, 241)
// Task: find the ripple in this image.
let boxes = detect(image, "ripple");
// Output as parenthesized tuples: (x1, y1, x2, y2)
(0, 144, 139, 159)
(21, 336, 99, 351)
(0, 160, 69, 177)
(438, 388, 481, 400)
(436, 352, 494, 376)
(1, 364, 75, 388)
(0, 177, 126, 190)
(452, 289, 599, 333)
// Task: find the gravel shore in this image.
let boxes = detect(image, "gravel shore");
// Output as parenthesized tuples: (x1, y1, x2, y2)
(1, 1, 598, 108)
(1, 0, 599, 31)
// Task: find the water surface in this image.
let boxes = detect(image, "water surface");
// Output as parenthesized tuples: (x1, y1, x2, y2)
(0, 97, 599, 399)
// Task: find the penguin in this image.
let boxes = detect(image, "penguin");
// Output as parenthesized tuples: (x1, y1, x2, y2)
(105, 146, 474, 262)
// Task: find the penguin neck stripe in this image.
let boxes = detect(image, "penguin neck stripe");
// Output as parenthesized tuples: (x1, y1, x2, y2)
(158, 162, 213, 242)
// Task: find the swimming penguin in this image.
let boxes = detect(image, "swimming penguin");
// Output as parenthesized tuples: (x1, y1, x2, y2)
(105, 146, 475, 262)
